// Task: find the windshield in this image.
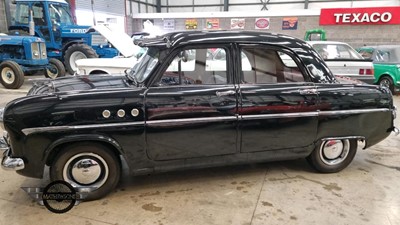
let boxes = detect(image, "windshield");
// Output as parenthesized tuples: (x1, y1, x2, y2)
(128, 48, 159, 83)
(49, 3, 74, 25)
(312, 43, 362, 60)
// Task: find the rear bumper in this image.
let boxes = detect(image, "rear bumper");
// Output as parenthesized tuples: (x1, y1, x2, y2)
(0, 135, 25, 171)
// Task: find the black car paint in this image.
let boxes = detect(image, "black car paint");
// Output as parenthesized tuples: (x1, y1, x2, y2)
(2, 31, 395, 179)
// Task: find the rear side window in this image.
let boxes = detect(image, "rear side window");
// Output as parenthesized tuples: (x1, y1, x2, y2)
(240, 47, 305, 84)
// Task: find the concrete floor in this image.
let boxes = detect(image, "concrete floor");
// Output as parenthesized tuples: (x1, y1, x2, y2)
(0, 76, 399, 225)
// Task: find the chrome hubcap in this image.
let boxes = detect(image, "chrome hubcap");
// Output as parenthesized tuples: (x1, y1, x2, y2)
(63, 153, 109, 189)
(380, 79, 390, 88)
(1, 67, 15, 84)
(319, 139, 350, 165)
(70, 51, 87, 72)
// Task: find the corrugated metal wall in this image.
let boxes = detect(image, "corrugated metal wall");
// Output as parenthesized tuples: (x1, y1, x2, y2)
(0, 0, 7, 33)
(76, 0, 125, 15)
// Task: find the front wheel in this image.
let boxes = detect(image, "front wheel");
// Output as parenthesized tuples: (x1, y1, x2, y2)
(307, 139, 357, 173)
(45, 58, 66, 79)
(64, 44, 98, 74)
(50, 143, 121, 201)
(0, 61, 24, 89)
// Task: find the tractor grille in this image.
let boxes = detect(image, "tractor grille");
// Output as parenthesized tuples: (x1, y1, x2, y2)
(31, 43, 40, 59)
(40, 43, 47, 59)
(31, 42, 47, 59)
(91, 34, 108, 46)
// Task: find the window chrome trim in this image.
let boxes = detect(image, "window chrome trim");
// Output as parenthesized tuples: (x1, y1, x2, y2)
(21, 108, 391, 136)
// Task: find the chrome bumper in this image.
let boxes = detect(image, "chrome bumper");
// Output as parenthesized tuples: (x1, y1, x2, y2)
(0, 136, 25, 171)
(394, 127, 400, 136)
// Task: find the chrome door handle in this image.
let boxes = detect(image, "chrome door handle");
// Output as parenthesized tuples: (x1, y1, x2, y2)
(299, 89, 317, 95)
(216, 90, 235, 97)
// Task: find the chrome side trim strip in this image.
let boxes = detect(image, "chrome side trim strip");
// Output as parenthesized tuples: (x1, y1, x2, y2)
(22, 116, 238, 135)
(321, 136, 365, 141)
(21, 108, 391, 135)
(22, 121, 145, 136)
(318, 108, 390, 116)
(241, 112, 317, 120)
(146, 116, 237, 125)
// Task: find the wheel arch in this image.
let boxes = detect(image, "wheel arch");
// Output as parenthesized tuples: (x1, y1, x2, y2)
(44, 134, 125, 167)
(61, 40, 85, 56)
(378, 73, 395, 82)
(89, 69, 111, 75)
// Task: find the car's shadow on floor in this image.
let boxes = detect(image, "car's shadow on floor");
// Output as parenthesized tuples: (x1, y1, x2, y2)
(113, 158, 315, 195)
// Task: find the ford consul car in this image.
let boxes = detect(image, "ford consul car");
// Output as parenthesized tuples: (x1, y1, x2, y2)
(0, 31, 398, 200)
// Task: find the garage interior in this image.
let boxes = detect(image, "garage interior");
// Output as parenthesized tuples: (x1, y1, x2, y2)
(0, 0, 400, 224)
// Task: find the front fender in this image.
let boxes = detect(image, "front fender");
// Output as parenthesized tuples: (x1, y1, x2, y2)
(43, 134, 124, 164)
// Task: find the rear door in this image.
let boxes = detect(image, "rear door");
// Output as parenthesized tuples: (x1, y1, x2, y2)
(237, 45, 319, 153)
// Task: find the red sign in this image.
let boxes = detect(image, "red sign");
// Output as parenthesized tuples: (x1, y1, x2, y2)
(320, 7, 400, 25)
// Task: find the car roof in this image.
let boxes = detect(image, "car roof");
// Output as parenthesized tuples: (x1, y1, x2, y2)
(307, 41, 351, 45)
(361, 45, 400, 50)
(135, 30, 308, 50)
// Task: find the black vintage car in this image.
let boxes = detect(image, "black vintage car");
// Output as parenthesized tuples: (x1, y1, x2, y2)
(0, 31, 398, 200)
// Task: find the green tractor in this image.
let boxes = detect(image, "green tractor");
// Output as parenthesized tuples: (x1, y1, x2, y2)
(304, 28, 327, 41)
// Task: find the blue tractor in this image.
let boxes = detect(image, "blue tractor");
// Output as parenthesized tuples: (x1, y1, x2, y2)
(0, 34, 65, 89)
(8, 0, 119, 74)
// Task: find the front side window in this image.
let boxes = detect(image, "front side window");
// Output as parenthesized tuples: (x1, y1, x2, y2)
(241, 47, 305, 84)
(159, 47, 228, 86)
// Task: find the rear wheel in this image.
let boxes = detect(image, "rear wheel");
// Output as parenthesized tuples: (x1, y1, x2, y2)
(45, 58, 66, 79)
(50, 143, 121, 201)
(64, 44, 98, 74)
(0, 61, 24, 89)
(307, 139, 357, 173)
(379, 76, 394, 93)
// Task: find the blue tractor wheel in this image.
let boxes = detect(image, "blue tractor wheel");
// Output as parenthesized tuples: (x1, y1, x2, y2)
(0, 61, 24, 89)
(64, 44, 98, 74)
(45, 58, 66, 79)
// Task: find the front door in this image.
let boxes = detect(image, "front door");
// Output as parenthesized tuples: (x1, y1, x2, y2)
(145, 47, 239, 160)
